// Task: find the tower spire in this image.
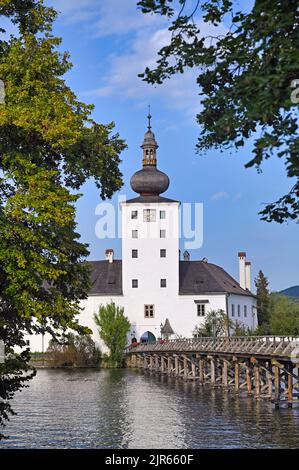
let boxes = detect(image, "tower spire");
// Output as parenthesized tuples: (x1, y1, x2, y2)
(141, 107, 158, 167)
(147, 105, 152, 130)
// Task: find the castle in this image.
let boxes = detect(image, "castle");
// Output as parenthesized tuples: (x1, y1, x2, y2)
(28, 118, 257, 351)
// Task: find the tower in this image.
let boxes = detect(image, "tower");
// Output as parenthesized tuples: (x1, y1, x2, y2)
(120, 114, 180, 340)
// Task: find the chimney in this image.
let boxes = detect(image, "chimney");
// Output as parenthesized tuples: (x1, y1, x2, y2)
(238, 252, 246, 289)
(105, 248, 114, 263)
(183, 250, 190, 261)
(245, 261, 251, 291)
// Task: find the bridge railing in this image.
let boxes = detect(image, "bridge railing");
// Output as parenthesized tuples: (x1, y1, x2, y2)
(126, 335, 299, 358)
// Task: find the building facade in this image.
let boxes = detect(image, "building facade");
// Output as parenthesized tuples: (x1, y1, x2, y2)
(27, 120, 257, 352)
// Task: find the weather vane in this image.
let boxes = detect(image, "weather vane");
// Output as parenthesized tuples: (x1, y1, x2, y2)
(147, 105, 152, 130)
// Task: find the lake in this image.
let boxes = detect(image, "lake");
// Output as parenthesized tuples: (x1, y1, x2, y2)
(1, 369, 299, 448)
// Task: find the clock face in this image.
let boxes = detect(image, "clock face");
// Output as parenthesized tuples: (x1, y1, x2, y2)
(143, 209, 156, 222)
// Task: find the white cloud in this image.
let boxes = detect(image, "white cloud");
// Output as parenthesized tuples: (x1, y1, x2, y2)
(210, 192, 229, 202)
(84, 26, 201, 119)
(50, 0, 96, 24)
(50, 0, 163, 34)
(94, 0, 164, 37)
(50, 0, 227, 120)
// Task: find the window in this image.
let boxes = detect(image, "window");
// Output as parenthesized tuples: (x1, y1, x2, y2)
(160, 249, 166, 258)
(197, 304, 205, 316)
(244, 305, 247, 317)
(160, 229, 166, 238)
(231, 304, 235, 317)
(132, 279, 138, 288)
(131, 210, 138, 219)
(237, 305, 241, 317)
(143, 209, 156, 222)
(132, 230, 138, 239)
(144, 305, 154, 318)
(132, 249, 138, 258)
(160, 279, 167, 288)
(160, 210, 166, 219)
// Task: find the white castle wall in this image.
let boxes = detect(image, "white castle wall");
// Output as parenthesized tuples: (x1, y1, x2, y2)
(24, 191, 257, 352)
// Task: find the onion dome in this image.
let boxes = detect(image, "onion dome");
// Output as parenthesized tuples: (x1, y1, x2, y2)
(130, 108, 170, 196)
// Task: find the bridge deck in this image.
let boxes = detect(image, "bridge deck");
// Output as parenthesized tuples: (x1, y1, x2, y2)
(127, 336, 299, 360)
(126, 337, 299, 406)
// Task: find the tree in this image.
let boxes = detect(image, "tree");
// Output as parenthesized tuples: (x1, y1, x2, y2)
(0, 0, 126, 437)
(255, 270, 270, 331)
(138, 0, 299, 223)
(94, 302, 131, 367)
(269, 294, 299, 336)
(233, 321, 253, 337)
(47, 334, 101, 367)
(193, 309, 232, 337)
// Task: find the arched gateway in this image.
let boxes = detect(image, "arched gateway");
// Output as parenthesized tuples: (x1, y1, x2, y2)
(140, 331, 156, 344)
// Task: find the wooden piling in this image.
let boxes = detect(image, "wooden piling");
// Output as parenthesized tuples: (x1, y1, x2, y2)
(254, 363, 261, 399)
(127, 336, 298, 405)
(287, 364, 293, 408)
(175, 356, 179, 376)
(199, 358, 204, 384)
(222, 359, 228, 388)
(234, 361, 239, 392)
(246, 362, 252, 395)
(210, 358, 216, 385)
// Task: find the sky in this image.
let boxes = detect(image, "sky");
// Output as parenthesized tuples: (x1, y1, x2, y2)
(39, 0, 298, 292)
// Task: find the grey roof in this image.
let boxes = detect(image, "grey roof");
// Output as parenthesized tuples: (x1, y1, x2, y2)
(179, 261, 253, 297)
(130, 166, 170, 196)
(125, 195, 179, 204)
(88, 260, 123, 296)
(161, 318, 175, 335)
(86, 259, 253, 297)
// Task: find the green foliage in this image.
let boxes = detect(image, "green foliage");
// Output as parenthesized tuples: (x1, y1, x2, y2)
(233, 321, 253, 337)
(138, 0, 299, 223)
(193, 309, 232, 337)
(47, 333, 101, 367)
(255, 270, 270, 331)
(0, 0, 126, 437)
(94, 302, 131, 367)
(268, 294, 299, 336)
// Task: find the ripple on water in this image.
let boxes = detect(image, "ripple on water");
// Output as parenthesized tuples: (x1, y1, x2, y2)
(1, 369, 299, 448)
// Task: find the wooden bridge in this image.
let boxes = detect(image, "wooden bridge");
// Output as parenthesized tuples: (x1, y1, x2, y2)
(126, 336, 299, 407)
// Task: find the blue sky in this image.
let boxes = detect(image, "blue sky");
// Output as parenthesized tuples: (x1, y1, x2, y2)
(44, 0, 298, 292)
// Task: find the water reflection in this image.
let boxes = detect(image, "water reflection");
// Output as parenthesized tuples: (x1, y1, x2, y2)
(1, 369, 299, 449)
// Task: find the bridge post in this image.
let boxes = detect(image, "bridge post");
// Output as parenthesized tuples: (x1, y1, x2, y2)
(234, 359, 239, 392)
(191, 357, 196, 378)
(161, 355, 165, 373)
(167, 356, 171, 374)
(246, 361, 253, 395)
(183, 355, 188, 378)
(222, 359, 228, 388)
(267, 363, 273, 399)
(175, 355, 179, 376)
(273, 362, 281, 407)
(126, 336, 299, 404)
(287, 363, 293, 408)
(254, 361, 261, 399)
(199, 357, 205, 384)
(210, 358, 216, 385)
